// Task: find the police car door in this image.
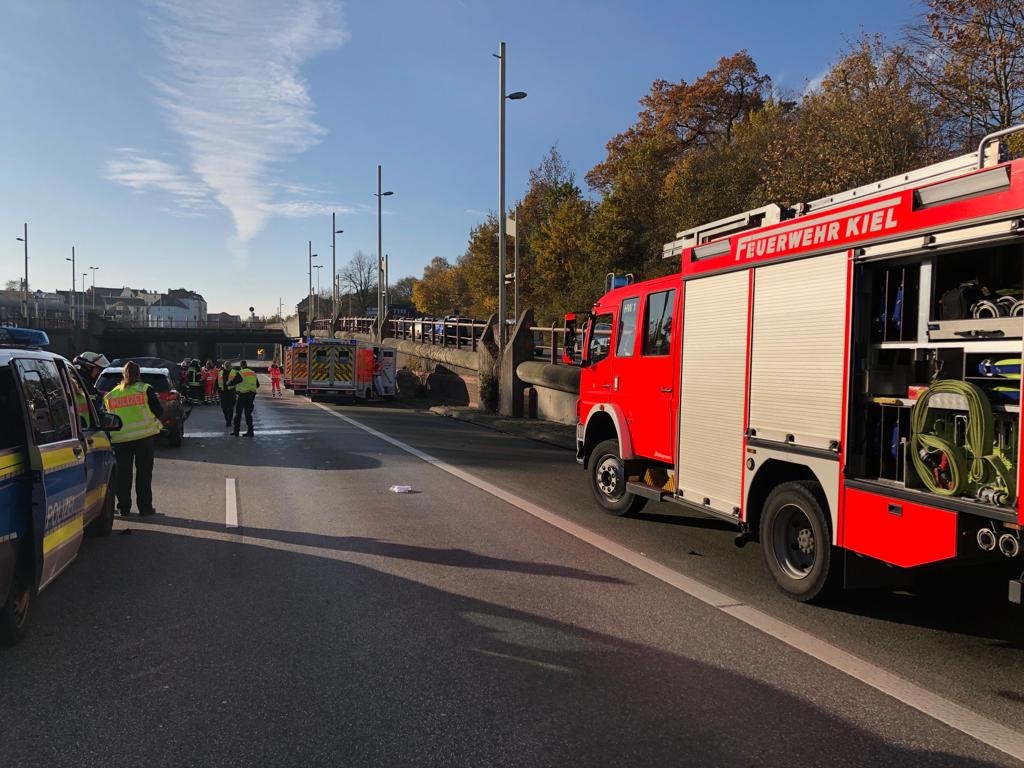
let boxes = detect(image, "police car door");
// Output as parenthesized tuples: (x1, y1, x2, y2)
(13, 358, 88, 589)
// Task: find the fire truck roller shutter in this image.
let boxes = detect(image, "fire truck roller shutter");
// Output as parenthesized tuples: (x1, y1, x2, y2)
(748, 251, 848, 451)
(678, 270, 748, 517)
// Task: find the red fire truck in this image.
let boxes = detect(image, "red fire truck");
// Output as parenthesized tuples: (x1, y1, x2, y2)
(575, 126, 1024, 604)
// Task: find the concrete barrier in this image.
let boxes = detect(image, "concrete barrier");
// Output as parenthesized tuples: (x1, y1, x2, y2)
(515, 360, 580, 425)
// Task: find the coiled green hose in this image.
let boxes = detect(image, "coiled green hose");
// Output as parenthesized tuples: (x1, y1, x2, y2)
(910, 379, 994, 496)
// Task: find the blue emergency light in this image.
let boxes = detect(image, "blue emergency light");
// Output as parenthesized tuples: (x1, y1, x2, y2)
(610, 274, 631, 289)
(0, 327, 50, 348)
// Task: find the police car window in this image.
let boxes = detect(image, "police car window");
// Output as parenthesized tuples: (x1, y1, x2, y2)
(588, 314, 613, 364)
(35, 360, 73, 442)
(64, 365, 95, 431)
(643, 289, 676, 356)
(616, 297, 639, 357)
(0, 367, 27, 450)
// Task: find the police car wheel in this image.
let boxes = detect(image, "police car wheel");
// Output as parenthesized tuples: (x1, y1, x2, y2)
(0, 564, 31, 647)
(86, 484, 116, 538)
(589, 439, 647, 516)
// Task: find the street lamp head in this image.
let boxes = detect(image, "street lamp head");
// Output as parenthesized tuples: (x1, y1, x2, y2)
(335, 229, 344, 234)
(15, 237, 24, 242)
(376, 190, 394, 198)
(507, 91, 528, 100)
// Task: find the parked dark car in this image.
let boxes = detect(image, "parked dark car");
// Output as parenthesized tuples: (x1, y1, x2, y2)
(110, 357, 184, 389)
(95, 366, 186, 447)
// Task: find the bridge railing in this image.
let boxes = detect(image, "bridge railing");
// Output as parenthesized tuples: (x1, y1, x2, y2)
(390, 317, 487, 352)
(530, 323, 581, 365)
(100, 316, 281, 330)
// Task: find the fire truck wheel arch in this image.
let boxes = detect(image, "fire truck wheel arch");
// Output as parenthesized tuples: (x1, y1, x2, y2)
(581, 405, 634, 466)
(743, 448, 841, 547)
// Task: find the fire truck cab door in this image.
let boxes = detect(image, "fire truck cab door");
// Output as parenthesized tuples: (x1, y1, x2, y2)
(621, 288, 677, 461)
(583, 311, 616, 401)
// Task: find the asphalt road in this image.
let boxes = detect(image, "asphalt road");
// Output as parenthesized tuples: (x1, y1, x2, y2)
(2, 385, 1022, 767)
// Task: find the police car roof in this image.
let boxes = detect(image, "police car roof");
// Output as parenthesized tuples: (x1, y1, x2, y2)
(0, 346, 70, 368)
(99, 366, 171, 377)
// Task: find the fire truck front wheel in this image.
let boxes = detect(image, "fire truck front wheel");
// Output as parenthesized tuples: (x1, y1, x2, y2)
(589, 439, 647, 516)
(760, 481, 837, 603)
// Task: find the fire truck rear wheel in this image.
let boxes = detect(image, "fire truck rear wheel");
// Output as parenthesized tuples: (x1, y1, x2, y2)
(760, 481, 836, 603)
(589, 439, 647, 516)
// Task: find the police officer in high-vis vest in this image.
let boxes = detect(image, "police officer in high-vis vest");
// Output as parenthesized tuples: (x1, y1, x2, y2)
(217, 360, 236, 428)
(228, 359, 259, 436)
(103, 361, 164, 516)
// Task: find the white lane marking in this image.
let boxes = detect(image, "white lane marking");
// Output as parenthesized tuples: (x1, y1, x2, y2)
(312, 402, 1024, 764)
(225, 477, 239, 529)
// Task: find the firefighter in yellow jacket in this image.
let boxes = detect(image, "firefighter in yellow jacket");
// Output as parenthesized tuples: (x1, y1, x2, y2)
(227, 360, 260, 436)
(103, 361, 164, 516)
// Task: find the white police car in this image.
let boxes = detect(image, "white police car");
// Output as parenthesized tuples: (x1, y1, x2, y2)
(0, 328, 121, 645)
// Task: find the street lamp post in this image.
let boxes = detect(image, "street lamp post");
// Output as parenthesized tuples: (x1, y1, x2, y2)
(81, 273, 87, 328)
(89, 266, 98, 311)
(375, 165, 394, 338)
(313, 264, 323, 321)
(495, 41, 527, 346)
(307, 241, 318, 335)
(65, 247, 75, 325)
(331, 215, 344, 325)
(15, 223, 28, 320)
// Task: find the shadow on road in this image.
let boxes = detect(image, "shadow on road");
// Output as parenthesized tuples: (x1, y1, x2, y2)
(3, 527, 1014, 768)
(135, 514, 630, 585)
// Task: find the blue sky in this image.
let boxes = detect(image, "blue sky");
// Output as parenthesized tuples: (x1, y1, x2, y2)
(0, 0, 921, 316)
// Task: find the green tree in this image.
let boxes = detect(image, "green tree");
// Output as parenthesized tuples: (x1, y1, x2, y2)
(412, 257, 467, 316)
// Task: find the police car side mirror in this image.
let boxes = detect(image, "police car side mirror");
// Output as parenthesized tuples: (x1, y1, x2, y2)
(100, 412, 123, 431)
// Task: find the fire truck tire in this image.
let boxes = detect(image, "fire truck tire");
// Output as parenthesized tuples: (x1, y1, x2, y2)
(759, 481, 837, 603)
(589, 439, 647, 516)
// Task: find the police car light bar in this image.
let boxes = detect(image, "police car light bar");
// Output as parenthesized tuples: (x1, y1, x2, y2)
(0, 327, 50, 348)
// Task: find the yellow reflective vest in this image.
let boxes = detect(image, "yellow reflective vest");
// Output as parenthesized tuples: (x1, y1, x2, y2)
(103, 382, 162, 443)
(234, 368, 258, 394)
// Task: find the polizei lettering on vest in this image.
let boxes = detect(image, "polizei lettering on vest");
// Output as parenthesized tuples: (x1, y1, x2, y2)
(734, 203, 898, 261)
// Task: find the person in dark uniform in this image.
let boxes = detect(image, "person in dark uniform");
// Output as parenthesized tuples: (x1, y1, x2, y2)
(228, 360, 259, 436)
(217, 360, 236, 428)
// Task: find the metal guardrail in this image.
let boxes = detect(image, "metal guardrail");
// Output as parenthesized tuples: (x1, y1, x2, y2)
(530, 324, 581, 365)
(390, 317, 487, 352)
(100, 316, 280, 330)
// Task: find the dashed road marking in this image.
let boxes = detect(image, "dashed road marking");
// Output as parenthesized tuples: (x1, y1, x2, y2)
(225, 477, 239, 529)
(314, 402, 1024, 764)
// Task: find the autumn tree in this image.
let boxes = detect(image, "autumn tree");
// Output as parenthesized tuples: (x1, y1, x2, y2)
(456, 217, 500, 317)
(412, 257, 468, 316)
(907, 0, 1024, 149)
(763, 35, 942, 203)
(587, 52, 772, 277)
(389, 276, 418, 310)
(339, 250, 377, 315)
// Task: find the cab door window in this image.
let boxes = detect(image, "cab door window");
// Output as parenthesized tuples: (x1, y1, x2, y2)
(588, 313, 613, 364)
(642, 289, 676, 356)
(616, 297, 639, 357)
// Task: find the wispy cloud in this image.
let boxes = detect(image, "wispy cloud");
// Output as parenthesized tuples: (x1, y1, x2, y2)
(261, 201, 358, 218)
(105, 150, 212, 210)
(465, 208, 489, 217)
(118, 0, 348, 242)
